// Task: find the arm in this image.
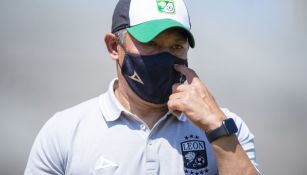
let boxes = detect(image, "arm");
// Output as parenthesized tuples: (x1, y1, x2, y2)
(212, 134, 259, 174)
(168, 64, 260, 175)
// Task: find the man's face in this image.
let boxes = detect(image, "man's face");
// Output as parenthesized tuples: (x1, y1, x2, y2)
(117, 28, 189, 64)
(111, 27, 189, 105)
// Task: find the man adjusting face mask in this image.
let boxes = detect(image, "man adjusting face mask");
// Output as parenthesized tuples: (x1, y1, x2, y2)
(119, 50, 188, 104)
(24, 0, 260, 174)
(111, 0, 195, 105)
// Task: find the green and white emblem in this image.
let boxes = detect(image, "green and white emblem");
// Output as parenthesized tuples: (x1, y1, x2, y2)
(156, 0, 176, 14)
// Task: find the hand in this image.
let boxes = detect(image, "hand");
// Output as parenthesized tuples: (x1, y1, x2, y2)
(167, 64, 227, 132)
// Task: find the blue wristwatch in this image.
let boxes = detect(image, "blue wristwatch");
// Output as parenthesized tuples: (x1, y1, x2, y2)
(205, 118, 238, 143)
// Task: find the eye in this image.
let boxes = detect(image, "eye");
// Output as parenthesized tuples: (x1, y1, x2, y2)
(172, 44, 184, 49)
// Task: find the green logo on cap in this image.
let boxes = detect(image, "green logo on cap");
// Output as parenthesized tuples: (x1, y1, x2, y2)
(156, 0, 176, 14)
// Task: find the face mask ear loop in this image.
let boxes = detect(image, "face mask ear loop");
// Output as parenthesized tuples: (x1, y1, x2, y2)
(115, 38, 127, 72)
(117, 59, 123, 72)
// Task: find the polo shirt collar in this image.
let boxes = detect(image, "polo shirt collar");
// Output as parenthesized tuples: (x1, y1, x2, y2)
(99, 78, 187, 122)
(99, 78, 125, 121)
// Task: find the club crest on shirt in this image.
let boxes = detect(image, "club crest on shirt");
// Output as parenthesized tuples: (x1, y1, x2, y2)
(181, 135, 209, 175)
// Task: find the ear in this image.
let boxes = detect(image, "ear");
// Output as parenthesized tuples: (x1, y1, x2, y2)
(104, 33, 120, 60)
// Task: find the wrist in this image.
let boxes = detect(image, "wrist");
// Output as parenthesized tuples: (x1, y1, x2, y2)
(203, 113, 227, 133)
(205, 120, 223, 133)
(205, 118, 238, 143)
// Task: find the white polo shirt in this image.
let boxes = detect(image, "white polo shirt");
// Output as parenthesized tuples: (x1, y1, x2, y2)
(25, 79, 259, 175)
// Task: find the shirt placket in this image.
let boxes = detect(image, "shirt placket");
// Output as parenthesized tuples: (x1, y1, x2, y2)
(145, 138, 159, 175)
(128, 113, 170, 175)
(143, 115, 171, 175)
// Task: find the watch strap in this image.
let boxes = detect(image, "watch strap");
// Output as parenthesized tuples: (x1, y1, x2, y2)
(205, 118, 238, 143)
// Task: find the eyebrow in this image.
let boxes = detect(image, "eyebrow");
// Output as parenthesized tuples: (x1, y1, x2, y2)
(174, 38, 188, 44)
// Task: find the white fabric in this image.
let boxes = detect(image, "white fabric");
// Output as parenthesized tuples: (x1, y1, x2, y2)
(25, 79, 259, 175)
(129, 0, 191, 29)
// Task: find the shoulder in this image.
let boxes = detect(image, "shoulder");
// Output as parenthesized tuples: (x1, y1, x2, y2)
(39, 96, 101, 140)
(38, 97, 103, 150)
(25, 97, 102, 174)
(55, 97, 100, 120)
(37, 96, 103, 152)
(46, 97, 101, 129)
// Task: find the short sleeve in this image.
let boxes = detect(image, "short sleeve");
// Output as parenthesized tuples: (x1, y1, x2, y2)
(24, 113, 67, 175)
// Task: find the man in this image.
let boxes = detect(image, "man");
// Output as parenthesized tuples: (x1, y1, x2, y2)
(25, 0, 260, 174)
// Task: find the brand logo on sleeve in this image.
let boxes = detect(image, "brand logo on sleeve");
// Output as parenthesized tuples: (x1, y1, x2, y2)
(156, 0, 176, 14)
(181, 135, 209, 175)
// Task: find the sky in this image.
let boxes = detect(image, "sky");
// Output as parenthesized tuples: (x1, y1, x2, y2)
(0, 0, 306, 174)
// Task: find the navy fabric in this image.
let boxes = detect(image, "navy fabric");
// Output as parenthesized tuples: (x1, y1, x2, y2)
(121, 52, 188, 104)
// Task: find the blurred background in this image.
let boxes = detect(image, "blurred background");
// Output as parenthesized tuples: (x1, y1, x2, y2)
(0, 0, 306, 174)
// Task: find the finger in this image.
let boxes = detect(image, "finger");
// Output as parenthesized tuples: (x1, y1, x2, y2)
(174, 64, 198, 83)
(167, 99, 184, 113)
(169, 91, 185, 100)
(172, 83, 189, 93)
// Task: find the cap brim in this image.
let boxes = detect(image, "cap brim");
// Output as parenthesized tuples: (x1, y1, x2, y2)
(127, 19, 195, 48)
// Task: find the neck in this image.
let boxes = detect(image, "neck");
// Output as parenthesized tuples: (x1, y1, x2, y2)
(114, 80, 168, 129)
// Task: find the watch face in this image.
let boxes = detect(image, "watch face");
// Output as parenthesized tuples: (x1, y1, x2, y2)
(224, 118, 238, 134)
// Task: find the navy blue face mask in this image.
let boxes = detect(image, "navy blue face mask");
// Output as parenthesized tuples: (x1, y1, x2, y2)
(120, 51, 188, 104)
